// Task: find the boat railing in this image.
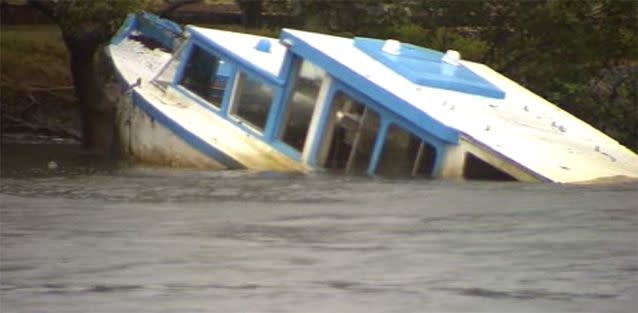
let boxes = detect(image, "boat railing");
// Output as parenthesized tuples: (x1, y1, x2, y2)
(136, 12, 184, 52)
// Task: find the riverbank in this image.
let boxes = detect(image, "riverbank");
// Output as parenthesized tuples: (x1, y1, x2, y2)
(0, 25, 80, 142)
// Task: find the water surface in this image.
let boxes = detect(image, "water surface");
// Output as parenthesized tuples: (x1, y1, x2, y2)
(1, 142, 637, 312)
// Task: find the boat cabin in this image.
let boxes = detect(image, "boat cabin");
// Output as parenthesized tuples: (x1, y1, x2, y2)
(108, 13, 638, 183)
(149, 24, 523, 181)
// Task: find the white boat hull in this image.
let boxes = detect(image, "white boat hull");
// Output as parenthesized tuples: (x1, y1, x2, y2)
(115, 89, 226, 168)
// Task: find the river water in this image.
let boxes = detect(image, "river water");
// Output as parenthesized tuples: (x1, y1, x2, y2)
(1, 141, 637, 313)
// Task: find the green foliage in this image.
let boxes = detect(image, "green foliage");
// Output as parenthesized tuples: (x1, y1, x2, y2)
(47, 0, 142, 41)
(288, 0, 392, 35)
(387, 25, 489, 62)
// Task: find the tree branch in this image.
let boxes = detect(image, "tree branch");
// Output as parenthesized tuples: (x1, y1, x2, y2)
(158, 0, 202, 18)
(26, 0, 59, 23)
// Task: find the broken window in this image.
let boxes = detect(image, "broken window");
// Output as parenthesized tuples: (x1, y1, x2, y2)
(231, 72, 274, 131)
(178, 45, 228, 107)
(376, 124, 436, 178)
(280, 60, 325, 151)
(463, 153, 516, 181)
(320, 91, 380, 175)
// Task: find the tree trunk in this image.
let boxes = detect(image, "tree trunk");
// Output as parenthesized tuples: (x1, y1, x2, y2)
(238, 0, 262, 28)
(63, 33, 114, 153)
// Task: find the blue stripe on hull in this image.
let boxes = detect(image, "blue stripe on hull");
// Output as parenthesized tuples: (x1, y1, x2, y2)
(130, 90, 246, 169)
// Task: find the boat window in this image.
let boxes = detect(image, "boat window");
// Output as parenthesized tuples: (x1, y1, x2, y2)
(376, 124, 436, 177)
(153, 39, 188, 88)
(463, 153, 516, 181)
(280, 60, 326, 151)
(231, 72, 274, 131)
(321, 91, 380, 175)
(179, 45, 229, 107)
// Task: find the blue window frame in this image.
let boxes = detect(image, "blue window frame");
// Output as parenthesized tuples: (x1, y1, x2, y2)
(279, 59, 326, 151)
(178, 44, 231, 109)
(317, 90, 381, 175)
(374, 123, 437, 178)
(230, 71, 275, 132)
(306, 78, 447, 177)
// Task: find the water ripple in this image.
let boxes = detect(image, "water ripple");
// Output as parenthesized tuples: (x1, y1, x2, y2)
(442, 287, 618, 301)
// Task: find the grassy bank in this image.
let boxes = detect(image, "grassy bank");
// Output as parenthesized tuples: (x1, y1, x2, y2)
(1, 25, 78, 139)
(1, 25, 70, 85)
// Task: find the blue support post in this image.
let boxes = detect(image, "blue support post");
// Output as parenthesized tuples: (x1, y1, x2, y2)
(367, 119, 390, 176)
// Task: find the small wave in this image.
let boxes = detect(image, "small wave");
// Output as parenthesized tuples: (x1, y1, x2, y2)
(164, 283, 261, 290)
(86, 284, 144, 293)
(32, 283, 144, 295)
(313, 280, 419, 295)
(442, 287, 617, 301)
(274, 213, 356, 222)
(0, 265, 35, 272)
(314, 280, 382, 294)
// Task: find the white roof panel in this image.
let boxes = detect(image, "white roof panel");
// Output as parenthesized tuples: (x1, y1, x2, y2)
(282, 29, 638, 183)
(188, 26, 287, 77)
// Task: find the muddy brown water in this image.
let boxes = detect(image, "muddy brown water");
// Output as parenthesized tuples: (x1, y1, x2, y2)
(1, 140, 637, 312)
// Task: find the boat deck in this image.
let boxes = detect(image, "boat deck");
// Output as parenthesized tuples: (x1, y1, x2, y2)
(109, 33, 172, 85)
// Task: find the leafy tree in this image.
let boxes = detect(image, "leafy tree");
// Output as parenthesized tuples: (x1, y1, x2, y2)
(27, 0, 200, 152)
(27, 0, 141, 151)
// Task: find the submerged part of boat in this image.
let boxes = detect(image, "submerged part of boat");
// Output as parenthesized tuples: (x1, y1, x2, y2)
(106, 12, 638, 183)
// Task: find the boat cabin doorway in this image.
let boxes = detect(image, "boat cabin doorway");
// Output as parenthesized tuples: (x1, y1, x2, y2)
(320, 91, 380, 174)
(318, 90, 438, 178)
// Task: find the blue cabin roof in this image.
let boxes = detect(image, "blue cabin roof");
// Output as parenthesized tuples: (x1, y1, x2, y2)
(353, 38, 505, 99)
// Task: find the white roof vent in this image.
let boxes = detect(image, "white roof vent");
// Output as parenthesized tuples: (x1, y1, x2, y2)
(382, 39, 401, 55)
(442, 50, 461, 66)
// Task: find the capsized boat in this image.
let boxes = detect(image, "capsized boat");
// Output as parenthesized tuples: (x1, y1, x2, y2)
(106, 12, 638, 183)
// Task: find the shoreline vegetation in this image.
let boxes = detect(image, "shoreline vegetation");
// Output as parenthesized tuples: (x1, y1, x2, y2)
(1, 25, 79, 141)
(1, 1, 636, 153)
